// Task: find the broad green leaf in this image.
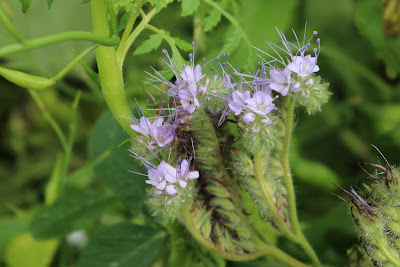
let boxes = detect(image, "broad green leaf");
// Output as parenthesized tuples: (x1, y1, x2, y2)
(204, 8, 221, 32)
(5, 233, 58, 267)
(133, 34, 164, 55)
(88, 111, 148, 213)
(77, 223, 166, 267)
(19, 0, 32, 13)
(31, 191, 111, 240)
(174, 37, 193, 52)
(181, 0, 200, 16)
(0, 218, 28, 258)
(355, 0, 400, 78)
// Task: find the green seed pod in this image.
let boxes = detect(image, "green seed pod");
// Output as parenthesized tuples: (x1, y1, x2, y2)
(0, 66, 55, 90)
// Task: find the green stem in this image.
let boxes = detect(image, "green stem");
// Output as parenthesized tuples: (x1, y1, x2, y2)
(91, 0, 133, 136)
(282, 96, 320, 267)
(105, 0, 118, 37)
(253, 151, 293, 237)
(28, 90, 68, 153)
(116, 8, 157, 69)
(0, 31, 118, 57)
(0, 7, 24, 43)
(265, 246, 311, 267)
(52, 44, 97, 82)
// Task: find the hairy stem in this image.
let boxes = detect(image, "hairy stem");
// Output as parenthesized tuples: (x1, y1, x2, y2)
(91, 0, 133, 136)
(282, 96, 320, 267)
(0, 31, 118, 57)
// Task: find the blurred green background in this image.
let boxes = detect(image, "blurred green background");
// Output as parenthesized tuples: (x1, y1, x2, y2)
(1, 0, 400, 266)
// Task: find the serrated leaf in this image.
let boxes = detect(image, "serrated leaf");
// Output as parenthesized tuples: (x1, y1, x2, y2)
(88, 111, 148, 213)
(30, 191, 111, 240)
(220, 28, 242, 55)
(133, 34, 163, 55)
(77, 223, 166, 267)
(19, 0, 32, 13)
(48, 0, 55, 9)
(174, 37, 193, 52)
(204, 8, 221, 32)
(181, 0, 200, 16)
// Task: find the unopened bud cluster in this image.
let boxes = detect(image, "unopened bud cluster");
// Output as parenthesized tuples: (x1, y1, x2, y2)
(338, 155, 400, 266)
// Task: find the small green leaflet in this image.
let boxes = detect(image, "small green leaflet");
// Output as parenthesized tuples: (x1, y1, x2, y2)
(174, 37, 193, 52)
(220, 28, 242, 55)
(19, 0, 32, 13)
(204, 8, 221, 32)
(148, 0, 169, 12)
(133, 34, 163, 55)
(181, 0, 200, 16)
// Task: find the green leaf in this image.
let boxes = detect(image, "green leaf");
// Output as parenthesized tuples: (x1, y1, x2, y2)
(181, 0, 200, 16)
(118, 12, 132, 32)
(133, 34, 164, 55)
(204, 8, 221, 32)
(5, 233, 58, 267)
(0, 218, 28, 258)
(77, 223, 166, 267)
(88, 111, 148, 212)
(30, 191, 111, 240)
(355, 0, 400, 78)
(220, 28, 242, 55)
(174, 37, 193, 52)
(48, 0, 55, 9)
(19, 0, 32, 13)
(82, 0, 91, 3)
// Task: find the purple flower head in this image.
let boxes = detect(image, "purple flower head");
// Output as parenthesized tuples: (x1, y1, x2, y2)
(269, 67, 292, 96)
(243, 112, 256, 124)
(229, 90, 251, 116)
(181, 64, 205, 84)
(178, 83, 200, 114)
(245, 91, 276, 116)
(130, 116, 163, 137)
(176, 157, 200, 189)
(151, 121, 176, 147)
(287, 55, 320, 77)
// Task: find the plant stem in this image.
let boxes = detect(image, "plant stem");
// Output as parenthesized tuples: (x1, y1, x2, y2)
(0, 7, 24, 43)
(116, 8, 157, 68)
(377, 241, 400, 266)
(0, 31, 118, 57)
(265, 246, 311, 267)
(282, 96, 320, 267)
(91, 0, 134, 136)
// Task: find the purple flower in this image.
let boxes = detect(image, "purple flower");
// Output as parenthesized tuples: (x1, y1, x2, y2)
(130, 116, 163, 137)
(229, 90, 251, 115)
(243, 112, 256, 124)
(178, 83, 200, 114)
(245, 91, 275, 116)
(145, 161, 177, 190)
(287, 55, 320, 77)
(269, 68, 291, 96)
(181, 64, 204, 84)
(176, 158, 200, 188)
(151, 122, 176, 147)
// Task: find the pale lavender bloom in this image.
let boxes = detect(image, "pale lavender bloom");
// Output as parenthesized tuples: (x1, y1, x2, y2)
(178, 83, 200, 114)
(130, 116, 163, 137)
(151, 122, 176, 147)
(269, 68, 292, 96)
(145, 161, 176, 190)
(181, 64, 204, 84)
(176, 158, 199, 189)
(229, 90, 251, 115)
(166, 184, 178, 195)
(287, 55, 320, 77)
(245, 91, 275, 116)
(243, 112, 256, 124)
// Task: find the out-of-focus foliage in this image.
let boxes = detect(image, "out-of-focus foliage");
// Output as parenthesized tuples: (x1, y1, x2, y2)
(1, 0, 400, 266)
